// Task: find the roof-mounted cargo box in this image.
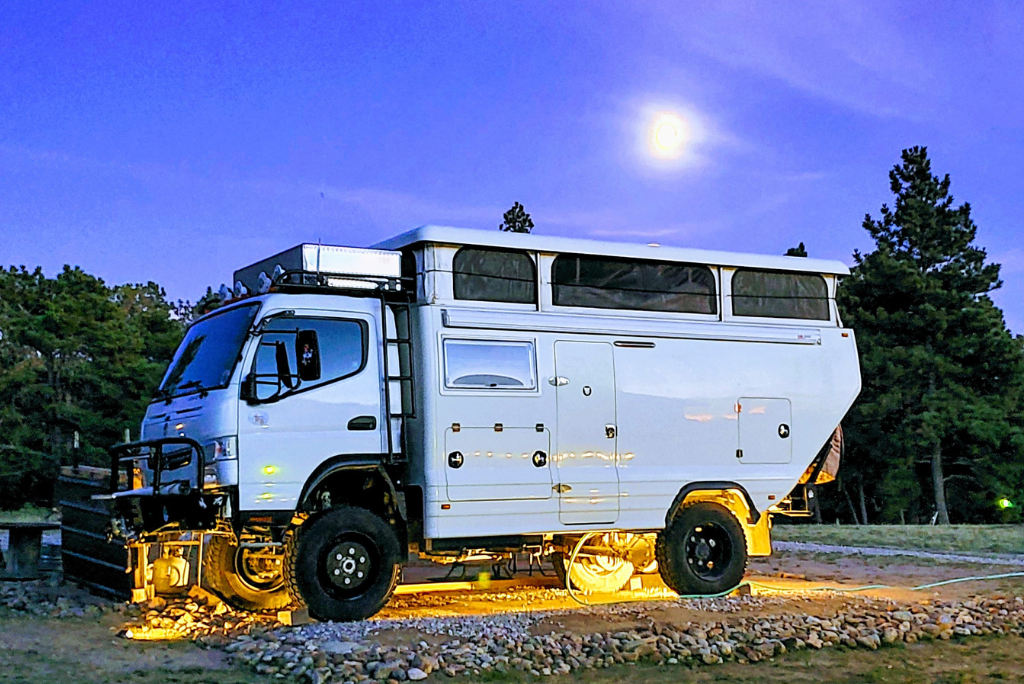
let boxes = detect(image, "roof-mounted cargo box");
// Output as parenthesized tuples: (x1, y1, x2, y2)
(234, 244, 402, 295)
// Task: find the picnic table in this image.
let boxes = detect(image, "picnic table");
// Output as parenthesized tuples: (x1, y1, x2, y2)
(0, 521, 61, 580)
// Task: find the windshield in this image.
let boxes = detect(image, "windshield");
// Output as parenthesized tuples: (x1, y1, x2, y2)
(158, 303, 260, 398)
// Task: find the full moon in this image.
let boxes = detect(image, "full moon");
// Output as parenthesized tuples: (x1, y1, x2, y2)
(655, 122, 679, 149)
(649, 113, 689, 158)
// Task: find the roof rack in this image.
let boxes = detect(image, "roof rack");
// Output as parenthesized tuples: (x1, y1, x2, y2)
(268, 269, 407, 297)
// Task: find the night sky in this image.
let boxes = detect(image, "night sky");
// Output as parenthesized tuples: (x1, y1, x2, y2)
(2, 2, 1023, 330)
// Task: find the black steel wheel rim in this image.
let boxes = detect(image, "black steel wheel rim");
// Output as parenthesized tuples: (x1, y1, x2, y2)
(684, 522, 732, 581)
(319, 535, 378, 598)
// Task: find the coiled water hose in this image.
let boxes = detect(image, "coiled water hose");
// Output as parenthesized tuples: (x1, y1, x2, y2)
(564, 532, 1024, 607)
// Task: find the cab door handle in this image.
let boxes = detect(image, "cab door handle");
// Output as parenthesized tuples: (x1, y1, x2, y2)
(347, 416, 377, 431)
(605, 424, 616, 439)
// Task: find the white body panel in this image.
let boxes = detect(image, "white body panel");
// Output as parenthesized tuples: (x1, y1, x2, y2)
(415, 306, 859, 539)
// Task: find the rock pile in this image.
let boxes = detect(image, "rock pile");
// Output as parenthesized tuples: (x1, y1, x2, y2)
(120, 588, 284, 645)
(226, 594, 1024, 682)
(0, 580, 114, 619)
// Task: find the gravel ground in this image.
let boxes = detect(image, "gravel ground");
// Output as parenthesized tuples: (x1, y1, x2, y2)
(775, 541, 1024, 566)
(224, 592, 1024, 683)
(5, 542, 1024, 684)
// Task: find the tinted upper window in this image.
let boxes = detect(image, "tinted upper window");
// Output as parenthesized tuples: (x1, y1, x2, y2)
(159, 303, 259, 398)
(443, 339, 536, 390)
(731, 270, 829, 320)
(252, 317, 366, 401)
(453, 247, 536, 304)
(552, 254, 717, 314)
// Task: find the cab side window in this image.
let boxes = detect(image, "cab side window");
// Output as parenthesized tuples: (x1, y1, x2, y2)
(252, 317, 366, 401)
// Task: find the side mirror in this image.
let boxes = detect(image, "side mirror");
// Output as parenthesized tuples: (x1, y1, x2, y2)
(275, 341, 294, 389)
(240, 372, 257, 403)
(295, 330, 321, 382)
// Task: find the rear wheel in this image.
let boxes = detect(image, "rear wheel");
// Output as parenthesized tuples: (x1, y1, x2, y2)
(284, 506, 401, 622)
(204, 535, 292, 612)
(656, 502, 747, 596)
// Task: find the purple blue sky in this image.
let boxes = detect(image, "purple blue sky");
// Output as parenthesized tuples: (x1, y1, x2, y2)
(2, 2, 1024, 330)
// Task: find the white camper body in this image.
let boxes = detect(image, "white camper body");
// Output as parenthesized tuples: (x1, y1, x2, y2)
(121, 226, 860, 621)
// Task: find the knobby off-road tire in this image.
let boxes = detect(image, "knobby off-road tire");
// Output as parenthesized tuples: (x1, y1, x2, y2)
(203, 535, 292, 612)
(551, 551, 635, 594)
(284, 506, 401, 622)
(656, 502, 747, 596)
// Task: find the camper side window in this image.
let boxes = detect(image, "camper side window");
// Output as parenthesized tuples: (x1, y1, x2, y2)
(453, 247, 537, 304)
(443, 339, 537, 390)
(731, 270, 830, 320)
(551, 254, 717, 314)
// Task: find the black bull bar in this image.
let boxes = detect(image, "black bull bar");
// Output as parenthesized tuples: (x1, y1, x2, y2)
(98, 437, 207, 500)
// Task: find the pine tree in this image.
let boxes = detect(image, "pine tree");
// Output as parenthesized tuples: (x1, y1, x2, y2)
(0, 266, 186, 508)
(499, 202, 534, 233)
(838, 147, 1024, 524)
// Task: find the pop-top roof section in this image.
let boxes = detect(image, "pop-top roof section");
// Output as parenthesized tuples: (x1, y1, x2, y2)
(373, 225, 851, 276)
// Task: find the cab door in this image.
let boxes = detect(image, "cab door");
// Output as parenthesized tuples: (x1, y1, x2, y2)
(237, 312, 383, 510)
(554, 341, 620, 525)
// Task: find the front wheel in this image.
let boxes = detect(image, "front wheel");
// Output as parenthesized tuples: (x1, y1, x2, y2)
(656, 502, 747, 596)
(284, 506, 401, 622)
(203, 535, 292, 612)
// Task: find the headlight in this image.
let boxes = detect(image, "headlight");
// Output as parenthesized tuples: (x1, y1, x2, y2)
(203, 436, 238, 489)
(206, 436, 237, 462)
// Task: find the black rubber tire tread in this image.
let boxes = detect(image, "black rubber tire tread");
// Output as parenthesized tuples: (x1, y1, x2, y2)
(203, 535, 292, 613)
(656, 502, 747, 596)
(550, 551, 568, 588)
(284, 506, 401, 622)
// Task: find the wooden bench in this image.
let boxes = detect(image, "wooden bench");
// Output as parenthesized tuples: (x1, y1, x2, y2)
(0, 521, 61, 580)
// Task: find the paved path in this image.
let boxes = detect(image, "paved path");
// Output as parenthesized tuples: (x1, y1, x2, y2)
(775, 540, 1024, 566)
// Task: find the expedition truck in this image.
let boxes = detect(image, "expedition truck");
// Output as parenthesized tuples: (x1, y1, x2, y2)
(102, 226, 860, 621)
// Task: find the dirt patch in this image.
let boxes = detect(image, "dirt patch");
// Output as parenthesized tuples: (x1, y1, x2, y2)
(0, 613, 262, 684)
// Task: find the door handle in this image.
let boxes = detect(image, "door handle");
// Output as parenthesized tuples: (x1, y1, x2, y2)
(605, 424, 616, 439)
(347, 416, 377, 431)
(548, 376, 569, 386)
(553, 484, 572, 493)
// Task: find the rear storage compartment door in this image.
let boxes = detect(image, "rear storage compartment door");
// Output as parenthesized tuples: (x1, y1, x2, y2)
(737, 397, 793, 464)
(444, 427, 553, 501)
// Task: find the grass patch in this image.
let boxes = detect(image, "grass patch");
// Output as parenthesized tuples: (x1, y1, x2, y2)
(772, 525, 1024, 556)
